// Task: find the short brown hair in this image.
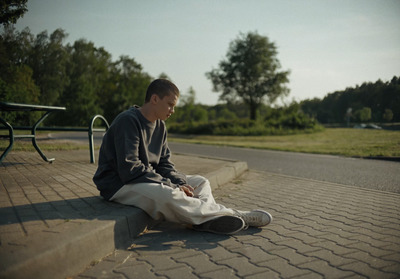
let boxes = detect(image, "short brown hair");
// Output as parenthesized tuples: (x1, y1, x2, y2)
(144, 79, 180, 103)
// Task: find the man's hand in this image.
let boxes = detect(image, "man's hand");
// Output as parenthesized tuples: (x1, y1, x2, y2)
(179, 184, 194, 197)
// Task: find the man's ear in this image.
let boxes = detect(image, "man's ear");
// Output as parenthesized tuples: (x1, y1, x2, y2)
(150, 94, 159, 104)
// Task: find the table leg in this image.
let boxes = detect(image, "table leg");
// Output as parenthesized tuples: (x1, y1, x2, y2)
(0, 117, 14, 163)
(31, 111, 55, 163)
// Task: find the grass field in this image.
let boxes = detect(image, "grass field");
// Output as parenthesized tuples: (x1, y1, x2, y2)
(0, 138, 88, 152)
(1, 128, 399, 158)
(169, 128, 400, 158)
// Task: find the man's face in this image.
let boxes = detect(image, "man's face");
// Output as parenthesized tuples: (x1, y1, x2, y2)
(155, 93, 178, 121)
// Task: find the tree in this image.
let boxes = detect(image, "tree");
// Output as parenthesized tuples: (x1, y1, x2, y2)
(180, 86, 196, 106)
(169, 87, 208, 124)
(0, 26, 33, 67)
(206, 31, 290, 120)
(29, 29, 70, 105)
(0, 26, 41, 125)
(0, 65, 41, 125)
(59, 39, 108, 126)
(300, 76, 400, 123)
(354, 107, 372, 122)
(383, 109, 393, 122)
(99, 55, 152, 122)
(0, 0, 28, 26)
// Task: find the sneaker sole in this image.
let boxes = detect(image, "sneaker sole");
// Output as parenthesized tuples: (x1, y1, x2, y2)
(193, 215, 245, 234)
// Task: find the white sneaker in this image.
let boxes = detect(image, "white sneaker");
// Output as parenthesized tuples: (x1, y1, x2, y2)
(235, 210, 273, 227)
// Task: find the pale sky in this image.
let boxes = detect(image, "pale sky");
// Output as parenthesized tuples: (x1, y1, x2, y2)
(13, 0, 400, 105)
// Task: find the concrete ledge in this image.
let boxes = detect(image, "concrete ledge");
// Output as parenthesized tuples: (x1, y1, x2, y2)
(1, 219, 116, 279)
(0, 160, 248, 279)
(0, 209, 158, 279)
(207, 161, 248, 190)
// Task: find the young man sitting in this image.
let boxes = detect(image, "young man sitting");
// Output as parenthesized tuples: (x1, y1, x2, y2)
(93, 79, 272, 234)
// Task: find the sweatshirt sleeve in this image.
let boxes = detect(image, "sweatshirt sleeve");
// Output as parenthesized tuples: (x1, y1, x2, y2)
(113, 115, 174, 186)
(155, 136, 187, 185)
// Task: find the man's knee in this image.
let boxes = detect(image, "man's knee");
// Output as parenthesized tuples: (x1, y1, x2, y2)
(187, 175, 209, 188)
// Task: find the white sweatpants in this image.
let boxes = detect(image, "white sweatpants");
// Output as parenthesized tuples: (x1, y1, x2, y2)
(110, 175, 235, 225)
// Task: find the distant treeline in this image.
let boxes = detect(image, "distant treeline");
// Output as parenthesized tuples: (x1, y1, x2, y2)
(300, 77, 400, 124)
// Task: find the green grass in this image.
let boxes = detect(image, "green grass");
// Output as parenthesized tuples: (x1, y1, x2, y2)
(2, 128, 399, 158)
(0, 137, 88, 152)
(0, 130, 90, 151)
(169, 128, 400, 158)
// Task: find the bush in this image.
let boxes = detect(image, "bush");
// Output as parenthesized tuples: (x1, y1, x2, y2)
(168, 116, 322, 136)
(167, 102, 323, 136)
(353, 107, 372, 122)
(264, 103, 321, 130)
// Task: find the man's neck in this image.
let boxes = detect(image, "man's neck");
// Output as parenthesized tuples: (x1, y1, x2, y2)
(138, 105, 156, 123)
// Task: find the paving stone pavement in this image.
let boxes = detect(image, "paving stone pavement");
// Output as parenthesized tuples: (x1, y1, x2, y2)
(74, 170, 400, 279)
(0, 149, 245, 279)
(1, 148, 400, 278)
(0, 150, 231, 245)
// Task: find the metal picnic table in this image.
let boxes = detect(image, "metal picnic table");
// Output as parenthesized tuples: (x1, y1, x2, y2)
(0, 102, 66, 163)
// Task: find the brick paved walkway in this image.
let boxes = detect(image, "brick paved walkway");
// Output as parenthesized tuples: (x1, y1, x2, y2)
(0, 150, 229, 243)
(1, 150, 243, 279)
(75, 171, 400, 278)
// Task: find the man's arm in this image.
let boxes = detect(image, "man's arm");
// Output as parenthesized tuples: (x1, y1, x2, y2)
(155, 139, 187, 185)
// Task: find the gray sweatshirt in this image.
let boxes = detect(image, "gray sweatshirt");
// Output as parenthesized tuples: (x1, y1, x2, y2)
(93, 106, 187, 200)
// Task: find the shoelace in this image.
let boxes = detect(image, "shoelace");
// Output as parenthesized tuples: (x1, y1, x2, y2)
(243, 214, 261, 223)
(233, 210, 253, 229)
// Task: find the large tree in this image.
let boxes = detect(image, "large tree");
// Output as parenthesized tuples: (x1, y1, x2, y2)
(59, 39, 109, 126)
(0, 0, 28, 26)
(29, 29, 70, 105)
(206, 31, 290, 120)
(99, 55, 152, 121)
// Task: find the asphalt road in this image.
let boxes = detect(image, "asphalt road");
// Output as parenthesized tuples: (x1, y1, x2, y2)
(169, 142, 400, 194)
(48, 132, 400, 193)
